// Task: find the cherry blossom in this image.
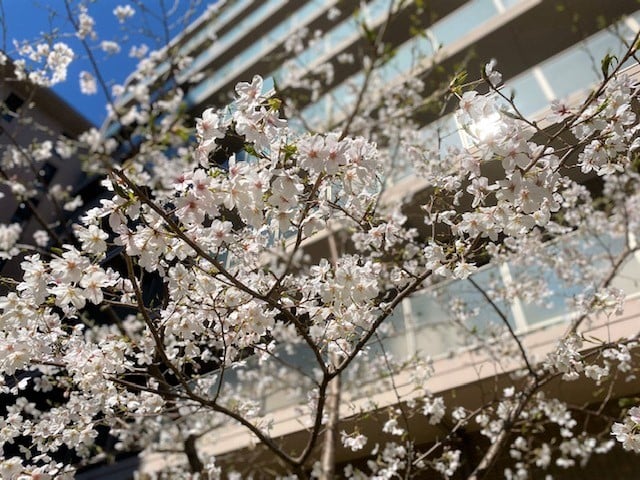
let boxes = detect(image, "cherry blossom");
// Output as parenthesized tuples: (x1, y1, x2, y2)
(0, 3, 640, 479)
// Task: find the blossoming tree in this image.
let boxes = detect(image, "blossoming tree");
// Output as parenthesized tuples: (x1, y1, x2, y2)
(1, 1, 640, 479)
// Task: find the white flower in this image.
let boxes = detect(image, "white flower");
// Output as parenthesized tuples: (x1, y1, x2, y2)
(80, 267, 114, 304)
(484, 58, 502, 85)
(64, 195, 84, 212)
(235, 75, 263, 108)
(611, 406, 640, 453)
(534, 443, 552, 468)
(327, 7, 341, 20)
(77, 7, 95, 40)
(0, 457, 23, 480)
(32, 140, 53, 161)
(341, 431, 367, 451)
(47, 42, 74, 85)
(422, 397, 446, 425)
(545, 335, 583, 380)
(197, 108, 225, 143)
(434, 450, 461, 478)
(129, 44, 149, 59)
(584, 364, 610, 383)
(0, 223, 22, 259)
(33, 230, 50, 247)
(75, 224, 108, 255)
(452, 260, 477, 279)
(50, 283, 86, 310)
(113, 4, 135, 23)
(382, 418, 404, 436)
(452, 407, 467, 422)
(79, 71, 97, 95)
(56, 139, 75, 159)
(100, 41, 121, 55)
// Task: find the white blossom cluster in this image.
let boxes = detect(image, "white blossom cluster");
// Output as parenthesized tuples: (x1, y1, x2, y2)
(612, 406, 640, 453)
(1, 5, 640, 478)
(12, 41, 74, 86)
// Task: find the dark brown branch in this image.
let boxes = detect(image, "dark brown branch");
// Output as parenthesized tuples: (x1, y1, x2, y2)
(467, 276, 539, 382)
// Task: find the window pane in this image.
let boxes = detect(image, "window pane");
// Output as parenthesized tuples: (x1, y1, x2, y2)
(507, 72, 549, 116)
(431, 0, 498, 48)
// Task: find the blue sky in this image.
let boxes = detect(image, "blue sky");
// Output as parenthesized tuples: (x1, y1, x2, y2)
(1, 0, 213, 126)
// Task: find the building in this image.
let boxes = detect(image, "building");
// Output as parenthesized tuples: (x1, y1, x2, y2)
(100, 0, 640, 477)
(0, 57, 94, 276)
(111, 0, 640, 128)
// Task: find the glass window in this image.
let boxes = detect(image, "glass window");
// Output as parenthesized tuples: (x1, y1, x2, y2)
(377, 35, 435, 83)
(541, 26, 634, 100)
(183, 0, 285, 79)
(541, 44, 600, 100)
(510, 260, 581, 326)
(302, 0, 504, 128)
(410, 289, 460, 357)
(271, 0, 392, 83)
(381, 303, 407, 335)
(501, 0, 525, 8)
(330, 72, 364, 115)
(506, 72, 549, 116)
(462, 267, 514, 331)
(380, 334, 410, 361)
(301, 96, 329, 127)
(431, 0, 498, 48)
(509, 232, 633, 327)
(365, 0, 395, 23)
(185, 0, 330, 104)
(409, 265, 512, 356)
(419, 114, 463, 154)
